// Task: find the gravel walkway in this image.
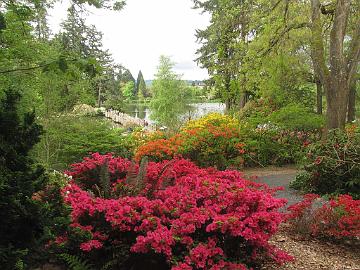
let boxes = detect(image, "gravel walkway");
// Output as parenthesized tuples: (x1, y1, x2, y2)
(243, 166, 303, 207)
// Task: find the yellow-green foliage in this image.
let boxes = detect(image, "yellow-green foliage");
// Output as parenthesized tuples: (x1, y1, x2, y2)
(182, 113, 239, 131)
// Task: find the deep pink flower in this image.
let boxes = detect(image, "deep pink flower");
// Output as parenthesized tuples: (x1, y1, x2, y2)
(58, 154, 291, 268)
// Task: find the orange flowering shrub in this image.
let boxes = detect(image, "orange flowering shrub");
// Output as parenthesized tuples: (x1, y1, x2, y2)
(179, 124, 243, 169)
(134, 134, 184, 162)
(128, 130, 166, 151)
(135, 114, 245, 169)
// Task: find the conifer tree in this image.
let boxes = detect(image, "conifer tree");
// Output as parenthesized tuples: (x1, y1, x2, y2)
(138, 79, 146, 100)
(0, 90, 47, 269)
(135, 70, 147, 98)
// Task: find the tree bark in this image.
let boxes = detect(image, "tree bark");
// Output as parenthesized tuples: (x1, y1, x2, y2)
(326, 0, 351, 130)
(225, 99, 231, 112)
(310, 0, 359, 131)
(239, 92, 248, 109)
(224, 74, 232, 112)
(98, 83, 102, 108)
(325, 82, 349, 129)
(316, 78, 322, 114)
(347, 80, 356, 123)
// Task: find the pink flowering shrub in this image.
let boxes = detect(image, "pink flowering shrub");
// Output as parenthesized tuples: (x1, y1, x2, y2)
(287, 194, 360, 240)
(57, 153, 292, 269)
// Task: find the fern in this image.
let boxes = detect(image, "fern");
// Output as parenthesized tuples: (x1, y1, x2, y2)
(59, 253, 94, 270)
(158, 159, 176, 189)
(125, 161, 138, 186)
(100, 244, 130, 270)
(101, 259, 118, 270)
(124, 157, 148, 196)
(136, 156, 148, 189)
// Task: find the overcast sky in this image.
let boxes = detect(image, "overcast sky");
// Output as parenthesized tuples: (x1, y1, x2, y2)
(48, 0, 210, 80)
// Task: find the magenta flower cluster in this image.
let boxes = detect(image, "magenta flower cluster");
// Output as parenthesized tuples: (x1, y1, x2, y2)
(60, 153, 292, 269)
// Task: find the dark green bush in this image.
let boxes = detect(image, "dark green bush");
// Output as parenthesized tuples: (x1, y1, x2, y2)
(238, 99, 278, 128)
(291, 126, 360, 199)
(268, 104, 324, 131)
(242, 128, 318, 167)
(236, 100, 323, 167)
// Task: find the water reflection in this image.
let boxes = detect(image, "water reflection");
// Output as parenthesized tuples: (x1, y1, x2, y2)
(123, 103, 225, 124)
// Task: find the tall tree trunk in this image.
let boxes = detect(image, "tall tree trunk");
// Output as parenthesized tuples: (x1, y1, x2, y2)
(239, 92, 247, 109)
(310, 0, 359, 132)
(98, 83, 102, 108)
(347, 80, 356, 122)
(316, 78, 322, 114)
(325, 80, 349, 129)
(63, 84, 69, 112)
(224, 75, 232, 112)
(225, 99, 231, 112)
(239, 14, 249, 111)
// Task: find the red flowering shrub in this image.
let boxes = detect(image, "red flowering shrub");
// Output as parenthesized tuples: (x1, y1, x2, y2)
(287, 194, 360, 240)
(57, 153, 292, 269)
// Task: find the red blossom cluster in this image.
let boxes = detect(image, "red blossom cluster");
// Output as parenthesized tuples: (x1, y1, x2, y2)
(286, 193, 320, 221)
(59, 153, 293, 269)
(287, 194, 360, 239)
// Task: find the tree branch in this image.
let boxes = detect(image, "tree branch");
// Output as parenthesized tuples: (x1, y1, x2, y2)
(310, 0, 330, 85)
(0, 63, 49, 74)
(0, 59, 77, 75)
(271, 0, 283, 12)
(261, 22, 309, 56)
(320, 2, 336, 15)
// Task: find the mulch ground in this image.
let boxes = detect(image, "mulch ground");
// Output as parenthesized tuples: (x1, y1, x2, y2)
(263, 225, 360, 270)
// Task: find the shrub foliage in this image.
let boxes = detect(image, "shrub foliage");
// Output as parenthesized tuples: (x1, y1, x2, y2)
(291, 126, 360, 198)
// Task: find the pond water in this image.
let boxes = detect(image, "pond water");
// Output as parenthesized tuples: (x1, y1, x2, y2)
(123, 102, 226, 124)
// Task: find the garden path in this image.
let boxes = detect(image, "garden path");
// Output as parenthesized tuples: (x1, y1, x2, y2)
(243, 166, 303, 207)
